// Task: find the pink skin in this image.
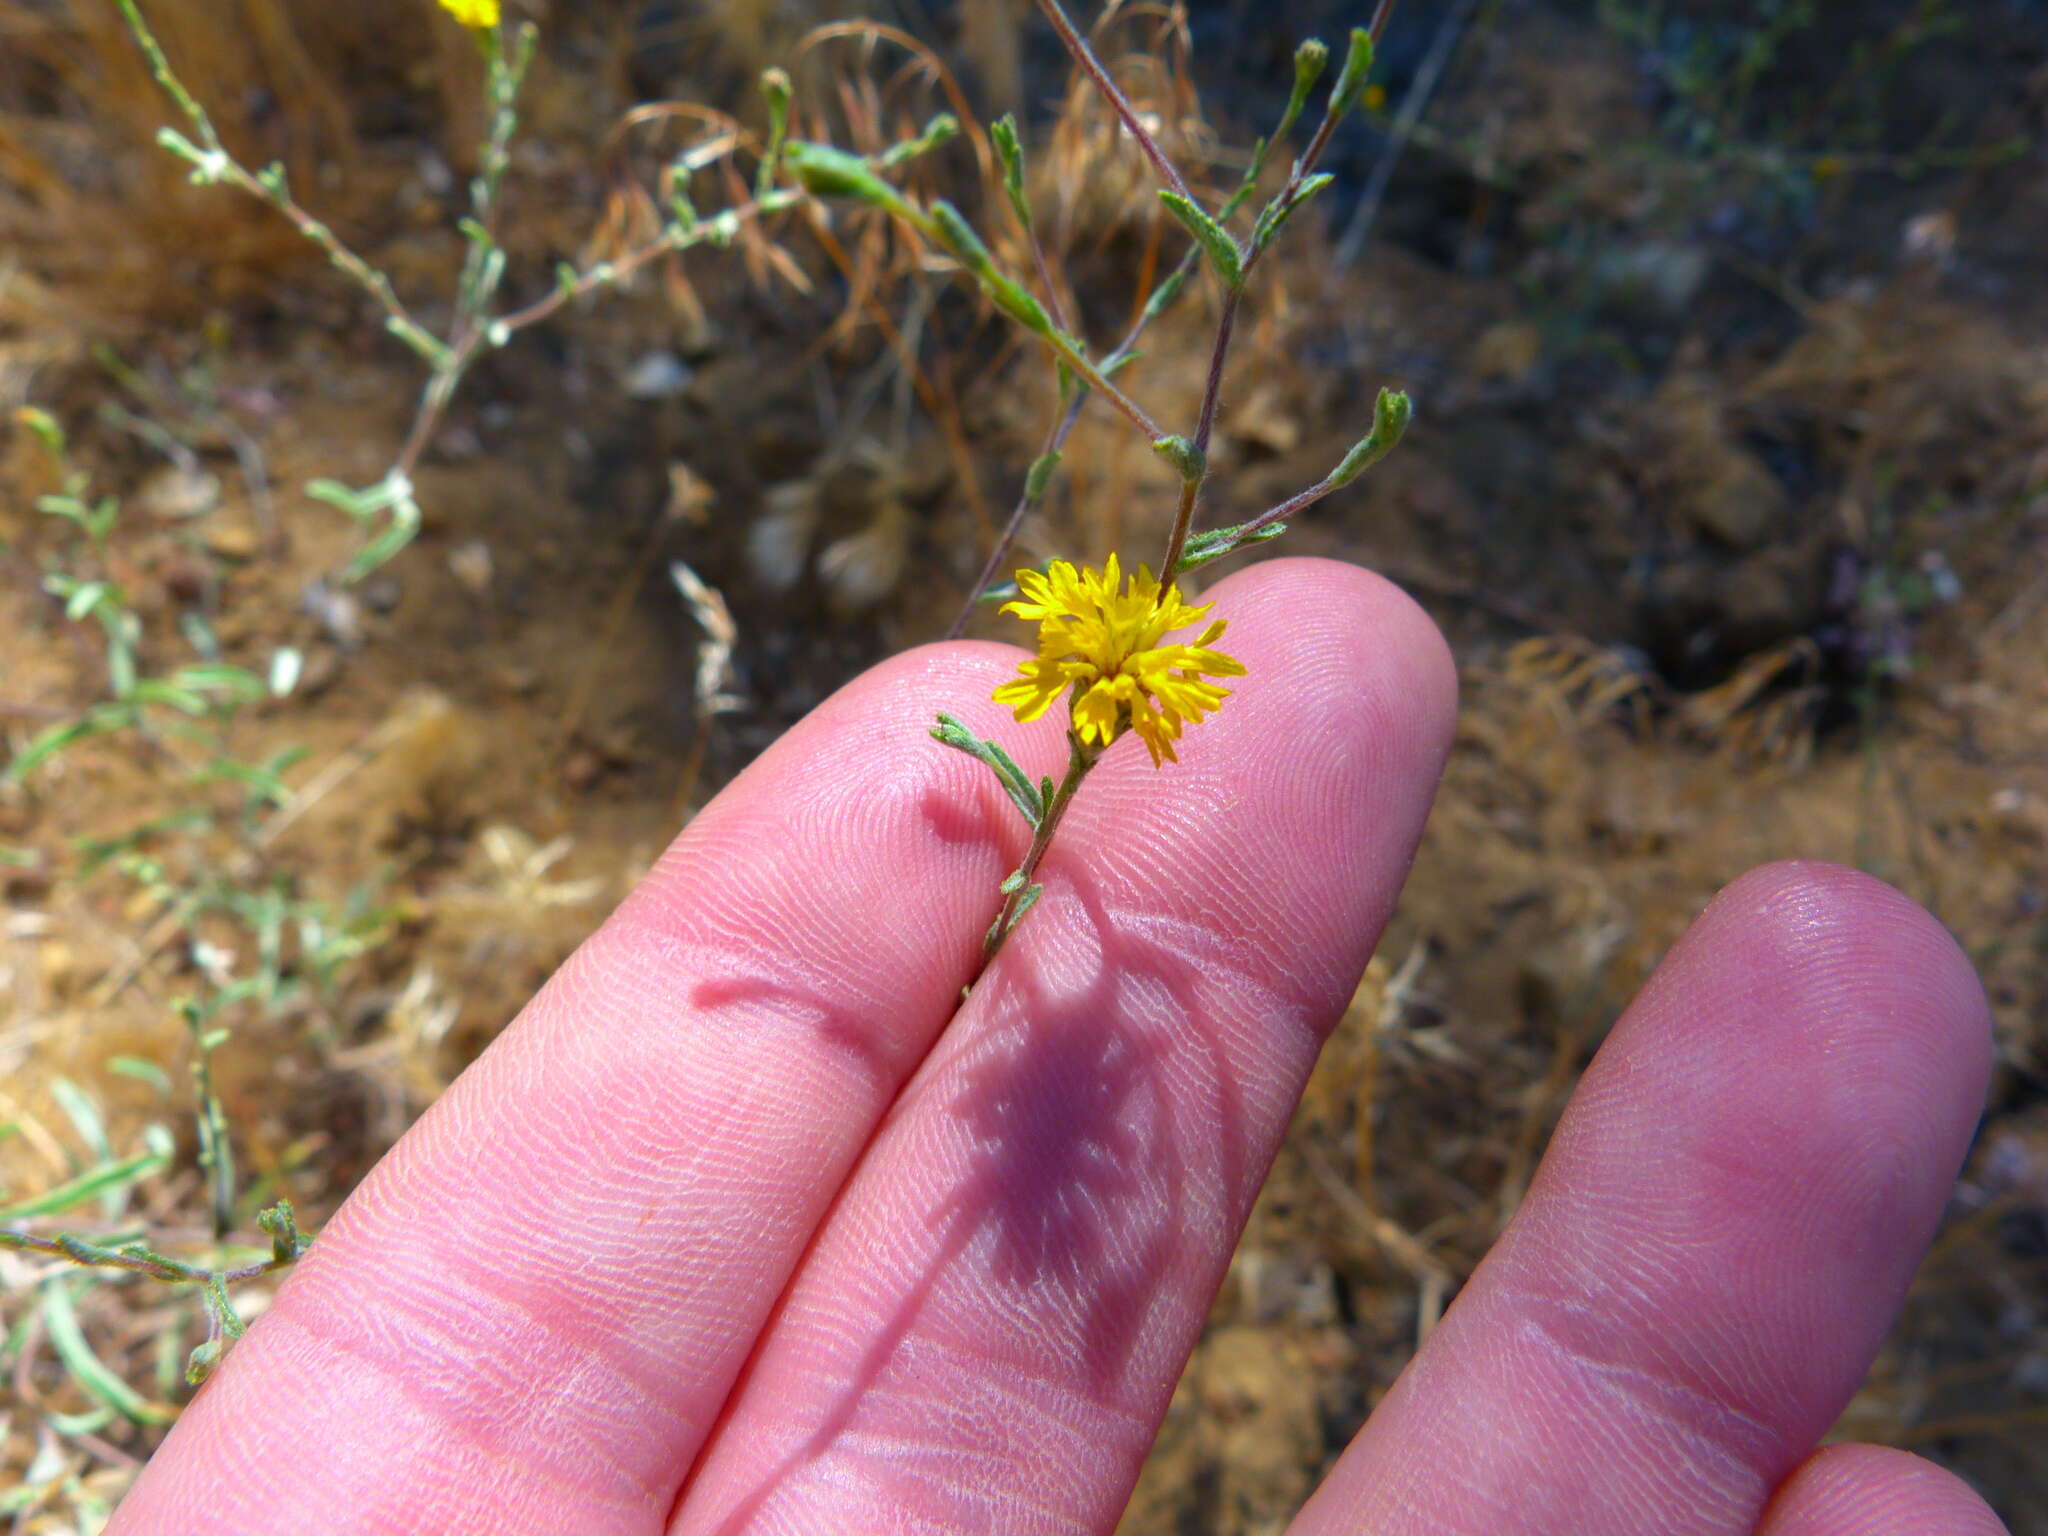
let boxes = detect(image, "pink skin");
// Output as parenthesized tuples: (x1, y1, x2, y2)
(103, 558, 2005, 1536)
(1756, 1447, 2010, 1535)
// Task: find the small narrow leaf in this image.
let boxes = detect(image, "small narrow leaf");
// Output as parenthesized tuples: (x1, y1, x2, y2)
(1139, 263, 1190, 325)
(1157, 191, 1243, 290)
(1331, 27, 1377, 118)
(1330, 387, 1413, 487)
(991, 114, 1030, 229)
(14, 406, 65, 457)
(1173, 520, 1288, 575)
(1024, 450, 1062, 502)
(42, 1279, 178, 1425)
(876, 112, 960, 168)
(1255, 171, 1336, 250)
(784, 142, 913, 220)
(930, 714, 1043, 827)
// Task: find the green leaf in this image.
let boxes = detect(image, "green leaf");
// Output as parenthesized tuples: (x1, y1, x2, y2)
(0, 1133, 173, 1222)
(1330, 27, 1377, 118)
(169, 664, 267, 704)
(14, 405, 65, 457)
(991, 114, 1030, 229)
(42, 1279, 178, 1425)
(1254, 171, 1336, 251)
(304, 477, 391, 518)
(930, 714, 1044, 827)
(1330, 387, 1413, 487)
(63, 581, 109, 622)
(107, 1057, 173, 1096)
(985, 879, 1047, 948)
(1138, 262, 1190, 326)
(5, 705, 138, 782)
(875, 112, 960, 168)
(52, 1079, 110, 1163)
(784, 141, 913, 220)
(1173, 520, 1288, 575)
(127, 679, 207, 715)
(1024, 450, 1062, 503)
(929, 199, 994, 273)
(1157, 191, 1243, 290)
(927, 200, 1057, 337)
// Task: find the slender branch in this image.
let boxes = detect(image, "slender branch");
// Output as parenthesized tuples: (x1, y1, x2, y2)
(948, 409, 1075, 641)
(1026, 326, 1158, 438)
(385, 188, 805, 483)
(1225, 475, 1341, 547)
(1157, 0, 1402, 580)
(947, 245, 1204, 636)
(1156, 289, 1239, 581)
(983, 731, 1099, 961)
(1031, 0, 1193, 202)
(0, 1226, 297, 1287)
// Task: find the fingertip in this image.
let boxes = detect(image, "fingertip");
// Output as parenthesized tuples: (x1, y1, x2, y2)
(1205, 555, 1460, 753)
(1080, 554, 1457, 1011)
(1760, 1444, 2010, 1535)
(1679, 859, 1994, 1142)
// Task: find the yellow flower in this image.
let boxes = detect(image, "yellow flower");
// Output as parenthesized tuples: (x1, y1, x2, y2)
(438, 0, 500, 28)
(993, 555, 1246, 765)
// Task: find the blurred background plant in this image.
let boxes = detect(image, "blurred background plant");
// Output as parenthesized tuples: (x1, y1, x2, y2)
(1, 0, 2045, 1530)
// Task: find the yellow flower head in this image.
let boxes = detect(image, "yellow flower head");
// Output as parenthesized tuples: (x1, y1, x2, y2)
(993, 555, 1246, 765)
(438, 0, 500, 28)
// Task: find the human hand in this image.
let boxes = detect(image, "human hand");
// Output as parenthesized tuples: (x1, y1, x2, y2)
(107, 560, 2004, 1535)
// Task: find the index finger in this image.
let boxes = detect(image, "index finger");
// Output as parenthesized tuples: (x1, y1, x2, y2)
(109, 639, 1065, 1534)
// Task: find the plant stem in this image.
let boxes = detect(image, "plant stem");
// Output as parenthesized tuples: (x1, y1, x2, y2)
(1157, 0, 1402, 582)
(949, 245, 1206, 636)
(1031, 0, 1193, 202)
(1157, 288, 1239, 581)
(0, 1226, 296, 1287)
(984, 731, 1098, 961)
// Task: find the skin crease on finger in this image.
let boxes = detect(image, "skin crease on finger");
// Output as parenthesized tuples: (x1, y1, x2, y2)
(106, 637, 1072, 1536)
(1286, 861, 1997, 1536)
(667, 561, 1458, 1536)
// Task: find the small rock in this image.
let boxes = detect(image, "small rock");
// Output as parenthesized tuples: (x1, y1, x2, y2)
(623, 351, 693, 400)
(296, 646, 343, 698)
(361, 576, 402, 614)
(448, 540, 493, 595)
(1595, 239, 1711, 321)
(138, 465, 220, 520)
(203, 518, 261, 560)
(301, 581, 364, 648)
